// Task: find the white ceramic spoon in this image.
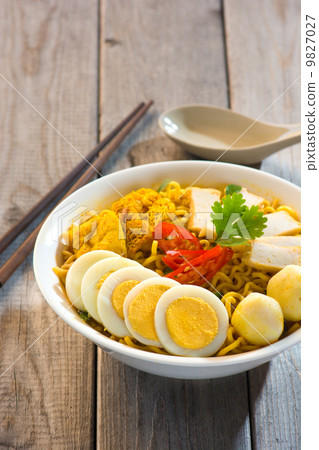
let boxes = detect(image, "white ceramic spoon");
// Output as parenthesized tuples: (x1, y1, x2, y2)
(158, 104, 300, 164)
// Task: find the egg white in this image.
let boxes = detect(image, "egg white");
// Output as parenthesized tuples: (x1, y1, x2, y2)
(123, 277, 180, 347)
(81, 256, 141, 323)
(65, 250, 118, 311)
(97, 267, 160, 337)
(154, 285, 228, 356)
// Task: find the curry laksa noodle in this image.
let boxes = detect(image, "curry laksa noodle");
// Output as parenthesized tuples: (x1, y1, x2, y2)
(53, 181, 301, 357)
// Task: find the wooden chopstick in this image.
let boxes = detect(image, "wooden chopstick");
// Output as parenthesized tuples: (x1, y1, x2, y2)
(0, 102, 145, 256)
(0, 100, 153, 287)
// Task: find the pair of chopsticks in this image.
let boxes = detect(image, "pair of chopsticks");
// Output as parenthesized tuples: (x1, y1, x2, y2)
(0, 100, 153, 287)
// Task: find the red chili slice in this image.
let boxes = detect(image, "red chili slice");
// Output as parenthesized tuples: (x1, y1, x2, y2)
(162, 250, 207, 270)
(165, 245, 233, 286)
(154, 222, 203, 252)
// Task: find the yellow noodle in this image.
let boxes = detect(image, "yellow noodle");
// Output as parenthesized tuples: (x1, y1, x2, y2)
(148, 346, 169, 355)
(221, 292, 243, 319)
(122, 336, 148, 350)
(263, 206, 276, 214)
(276, 205, 299, 220)
(227, 326, 236, 344)
(251, 272, 271, 282)
(155, 269, 165, 276)
(224, 299, 234, 319)
(232, 344, 260, 353)
(135, 250, 144, 260)
(52, 267, 68, 283)
(155, 259, 165, 271)
(241, 281, 266, 297)
(217, 337, 246, 356)
(199, 239, 211, 250)
(287, 323, 301, 335)
(239, 344, 261, 351)
(67, 254, 76, 263)
(151, 240, 158, 256)
(62, 249, 74, 261)
(174, 209, 187, 217)
(271, 198, 280, 209)
(142, 255, 163, 267)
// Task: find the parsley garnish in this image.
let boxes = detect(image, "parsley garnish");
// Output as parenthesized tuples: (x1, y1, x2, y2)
(78, 311, 91, 322)
(225, 184, 241, 196)
(158, 179, 172, 192)
(211, 192, 267, 247)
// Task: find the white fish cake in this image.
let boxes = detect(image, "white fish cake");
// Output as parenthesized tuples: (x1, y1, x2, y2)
(243, 241, 301, 272)
(239, 188, 266, 208)
(262, 211, 301, 237)
(255, 236, 301, 247)
(188, 187, 221, 239)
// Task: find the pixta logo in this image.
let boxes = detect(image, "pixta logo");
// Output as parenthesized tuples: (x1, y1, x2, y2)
(49, 202, 98, 249)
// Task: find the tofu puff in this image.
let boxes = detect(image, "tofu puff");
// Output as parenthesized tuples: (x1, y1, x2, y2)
(65, 209, 126, 258)
(53, 181, 301, 357)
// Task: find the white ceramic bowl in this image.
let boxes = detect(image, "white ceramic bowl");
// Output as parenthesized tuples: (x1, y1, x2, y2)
(33, 161, 301, 379)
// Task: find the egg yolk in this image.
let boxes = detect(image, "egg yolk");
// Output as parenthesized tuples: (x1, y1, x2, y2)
(165, 297, 219, 350)
(96, 271, 114, 289)
(128, 285, 169, 340)
(111, 280, 140, 319)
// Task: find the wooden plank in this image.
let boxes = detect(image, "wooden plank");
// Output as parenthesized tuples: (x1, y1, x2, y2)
(223, 0, 301, 448)
(248, 350, 301, 450)
(224, 0, 301, 186)
(97, 1, 251, 449)
(98, 354, 251, 450)
(0, 1, 98, 447)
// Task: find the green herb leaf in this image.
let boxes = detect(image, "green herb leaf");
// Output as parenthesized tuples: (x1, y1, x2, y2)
(225, 184, 241, 196)
(78, 311, 91, 322)
(163, 266, 174, 275)
(158, 179, 172, 192)
(211, 192, 267, 247)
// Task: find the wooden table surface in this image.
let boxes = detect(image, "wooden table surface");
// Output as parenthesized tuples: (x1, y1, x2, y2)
(0, 1, 300, 449)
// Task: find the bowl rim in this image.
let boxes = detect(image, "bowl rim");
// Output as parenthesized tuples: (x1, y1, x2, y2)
(34, 160, 301, 367)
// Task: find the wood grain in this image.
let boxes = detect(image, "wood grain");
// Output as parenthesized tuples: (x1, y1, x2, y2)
(0, 1, 98, 447)
(223, 0, 301, 447)
(0, 1, 301, 448)
(97, 353, 251, 450)
(248, 350, 301, 450)
(99, 0, 229, 175)
(97, 1, 251, 449)
(224, 0, 301, 186)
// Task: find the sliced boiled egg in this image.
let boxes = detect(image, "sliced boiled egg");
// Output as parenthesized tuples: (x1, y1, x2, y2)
(231, 292, 284, 345)
(123, 277, 180, 347)
(154, 285, 228, 356)
(81, 256, 141, 323)
(97, 267, 160, 337)
(65, 250, 118, 311)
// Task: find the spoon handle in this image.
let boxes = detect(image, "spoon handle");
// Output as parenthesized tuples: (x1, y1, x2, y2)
(284, 122, 301, 133)
(277, 123, 301, 146)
